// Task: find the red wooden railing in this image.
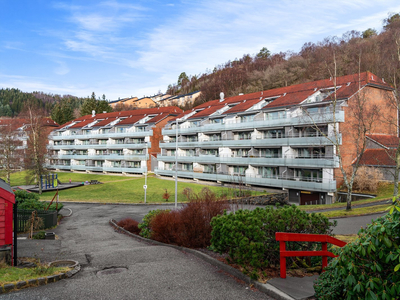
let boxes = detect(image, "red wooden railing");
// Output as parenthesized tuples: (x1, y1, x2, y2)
(275, 232, 347, 278)
(45, 190, 59, 211)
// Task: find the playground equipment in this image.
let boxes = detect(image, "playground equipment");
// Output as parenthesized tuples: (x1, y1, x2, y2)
(40, 173, 58, 190)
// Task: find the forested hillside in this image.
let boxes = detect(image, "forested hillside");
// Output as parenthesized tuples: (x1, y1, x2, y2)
(167, 13, 400, 108)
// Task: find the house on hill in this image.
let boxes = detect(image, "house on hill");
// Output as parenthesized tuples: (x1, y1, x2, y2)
(47, 107, 182, 174)
(158, 91, 201, 107)
(109, 96, 156, 110)
(156, 72, 397, 205)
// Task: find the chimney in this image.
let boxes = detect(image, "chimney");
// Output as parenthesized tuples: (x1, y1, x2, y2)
(219, 92, 225, 102)
(92, 110, 96, 117)
(239, 93, 244, 96)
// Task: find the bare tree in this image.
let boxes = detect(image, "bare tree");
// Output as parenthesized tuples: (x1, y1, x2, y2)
(303, 55, 382, 210)
(21, 101, 49, 194)
(0, 119, 23, 184)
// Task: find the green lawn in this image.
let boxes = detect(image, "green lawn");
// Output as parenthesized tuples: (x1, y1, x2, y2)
(17, 173, 259, 203)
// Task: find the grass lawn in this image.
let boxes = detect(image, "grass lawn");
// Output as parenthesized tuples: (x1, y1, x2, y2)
(25, 173, 263, 203)
(0, 260, 70, 286)
(319, 204, 388, 218)
(300, 182, 394, 212)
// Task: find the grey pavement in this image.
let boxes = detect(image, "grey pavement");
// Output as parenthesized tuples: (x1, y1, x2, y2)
(3, 203, 273, 300)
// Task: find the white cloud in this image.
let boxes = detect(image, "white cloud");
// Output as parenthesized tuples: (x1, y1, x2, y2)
(54, 61, 70, 75)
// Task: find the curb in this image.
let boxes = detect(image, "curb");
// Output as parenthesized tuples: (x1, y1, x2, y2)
(0, 261, 80, 295)
(328, 211, 387, 219)
(110, 219, 296, 300)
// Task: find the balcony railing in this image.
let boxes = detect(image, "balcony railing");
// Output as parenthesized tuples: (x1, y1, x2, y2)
(155, 168, 336, 192)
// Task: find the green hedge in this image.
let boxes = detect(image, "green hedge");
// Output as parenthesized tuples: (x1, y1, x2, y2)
(14, 190, 63, 211)
(210, 205, 335, 279)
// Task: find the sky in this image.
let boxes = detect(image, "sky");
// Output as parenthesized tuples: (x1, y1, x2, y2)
(1, 0, 400, 101)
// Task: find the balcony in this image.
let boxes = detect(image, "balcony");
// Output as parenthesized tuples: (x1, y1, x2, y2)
(50, 130, 153, 140)
(163, 111, 344, 135)
(157, 154, 339, 168)
(160, 134, 342, 149)
(155, 169, 336, 192)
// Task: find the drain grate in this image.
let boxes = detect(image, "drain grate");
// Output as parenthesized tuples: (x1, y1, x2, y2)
(97, 267, 127, 276)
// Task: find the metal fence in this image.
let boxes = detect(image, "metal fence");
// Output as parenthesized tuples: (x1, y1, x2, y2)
(16, 209, 58, 233)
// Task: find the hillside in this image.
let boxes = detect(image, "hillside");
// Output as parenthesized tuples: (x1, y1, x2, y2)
(167, 13, 400, 109)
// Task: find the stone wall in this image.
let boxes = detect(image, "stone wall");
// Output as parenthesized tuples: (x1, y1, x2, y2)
(228, 192, 288, 206)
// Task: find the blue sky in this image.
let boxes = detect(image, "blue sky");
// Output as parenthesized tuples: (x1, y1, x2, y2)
(1, 0, 400, 100)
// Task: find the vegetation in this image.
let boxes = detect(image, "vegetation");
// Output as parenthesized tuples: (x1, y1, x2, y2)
(15, 189, 62, 211)
(0, 259, 70, 286)
(210, 205, 335, 279)
(138, 209, 168, 239)
(166, 13, 400, 110)
(148, 188, 229, 248)
(117, 218, 141, 235)
(314, 197, 400, 299)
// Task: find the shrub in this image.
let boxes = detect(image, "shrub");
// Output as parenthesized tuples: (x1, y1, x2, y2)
(352, 166, 383, 193)
(210, 205, 335, 279)
(149, 188, 229, 248)
(138, 209, 169, 238)
(162, 189, 170, 202)
(314, 198, 400, 300)
(32, 231, 46, 239)
(14, 190, 63, 211)
(117, 218, 141, 235)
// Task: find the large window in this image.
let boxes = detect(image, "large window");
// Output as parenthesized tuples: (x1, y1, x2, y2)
(297, 147, 325, 158)
(258, 167, 278, 178)
(236, 131, 252, 140)
(240, 114, 255, 123)
(182, 163, 193, 171)
(204, 165, 216, 173)
(295, 169, 322, 182)
(264, 129, 284, 139)
(233, 149, 249, 157)
(233, 166, 247, 175)
(260, 148, 282, 158)
(265, 111, 286, 120)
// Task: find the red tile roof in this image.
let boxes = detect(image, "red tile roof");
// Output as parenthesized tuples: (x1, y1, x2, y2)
(367, 134, 399, 149)
(359, 149, 396, 166)
(169, 72, 390, 122)
(117, 115, 145, 126)
(68, 119, 94, 129)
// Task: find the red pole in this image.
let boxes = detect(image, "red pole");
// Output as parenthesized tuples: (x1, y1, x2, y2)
(280, 241, 286, 278)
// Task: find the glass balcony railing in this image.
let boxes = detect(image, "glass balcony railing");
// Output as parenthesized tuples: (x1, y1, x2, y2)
(155, 169, 336, 192)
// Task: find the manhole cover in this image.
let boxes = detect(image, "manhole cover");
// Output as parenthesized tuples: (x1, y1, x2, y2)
(97, 267, 127, 276)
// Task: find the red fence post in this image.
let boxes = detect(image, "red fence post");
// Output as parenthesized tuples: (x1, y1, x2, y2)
(280, 241, 286, 279)
(322, 242, 327, 271)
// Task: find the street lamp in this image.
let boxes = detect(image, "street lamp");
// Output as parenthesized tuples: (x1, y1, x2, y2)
(175, 118, 178, 209)
(144, 142, 148, 203)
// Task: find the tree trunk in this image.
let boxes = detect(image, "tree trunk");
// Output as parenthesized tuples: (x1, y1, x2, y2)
(346, 189, 352, 210)
(394, 145, 400, 197)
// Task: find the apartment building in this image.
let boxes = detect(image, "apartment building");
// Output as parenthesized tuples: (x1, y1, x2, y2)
(156, 72, 396, 205)
(158, 91, 201, 107)
(47, 107, 182, 174)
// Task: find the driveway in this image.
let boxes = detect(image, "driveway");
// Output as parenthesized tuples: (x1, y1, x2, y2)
(5, 203, 273, 300)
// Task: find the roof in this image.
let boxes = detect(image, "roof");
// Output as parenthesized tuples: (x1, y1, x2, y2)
(0, 118, 59, 130)
(168, 72, 392, 122)
(367, 134, 399, 149)
(57, 107, 183, 130)
(358, 149, 396, 167)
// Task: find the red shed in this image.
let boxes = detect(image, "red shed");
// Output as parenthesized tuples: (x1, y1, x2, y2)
(0, 179, 15, 246)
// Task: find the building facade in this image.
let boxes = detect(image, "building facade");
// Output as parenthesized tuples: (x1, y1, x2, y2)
(47, 107, 182, 174)
(156, 72, 397, 205)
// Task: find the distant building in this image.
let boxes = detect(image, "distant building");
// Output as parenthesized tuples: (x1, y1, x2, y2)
(358, 134, 399, 181)
(109, 96, 156, 110)
(47, 107, 182, 174)
(156, 72, 396, 205)
(158, 91, 201, 107)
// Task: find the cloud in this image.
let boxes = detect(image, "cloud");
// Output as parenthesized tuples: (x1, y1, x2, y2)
(54, 61, 70, 75)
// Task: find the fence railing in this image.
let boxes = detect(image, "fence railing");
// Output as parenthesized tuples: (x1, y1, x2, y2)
(275, 232, 347, 278)
(16, 209, 58, 233)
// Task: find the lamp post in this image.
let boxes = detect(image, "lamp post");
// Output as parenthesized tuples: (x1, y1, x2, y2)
(144, 142, 148, 203)
(175, 118, 178, 209)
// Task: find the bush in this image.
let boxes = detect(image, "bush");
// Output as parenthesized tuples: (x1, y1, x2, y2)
(32, 231, 46, 239)
(117, 218, 141, 235)
(147, 188, 229, 248)
(314, 198, 400, 300)
(138, 209, 168, 238)
(14, 190, 63, 211)
(210, 205, 335, 279)
(352, 166, 383, 193)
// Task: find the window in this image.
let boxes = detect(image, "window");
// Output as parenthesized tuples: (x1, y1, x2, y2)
(233, 166, 247, 175)
(265, 111, 286, 120)
(182, 163, 193, 171)
(233, 149, 249, 157)
(208, 134, 221, 141)
(132, 149, 144, 155)
(237, 131, 252, 140)
(258, 167, 278, 178)
(204, 165, 216, 173)
(203, 149, 218, 156)
(264, 129, 284, 138)
(295, 169, 322, 182)
(211, 118, 223, 124)
(240, 115, 255, 123)
(260, 148, 281, 158)
(185, 149, 195, 156)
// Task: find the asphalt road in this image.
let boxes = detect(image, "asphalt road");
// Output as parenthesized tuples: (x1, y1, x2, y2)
(4, 203, 273, 300)
(332, 212, 385, 235)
